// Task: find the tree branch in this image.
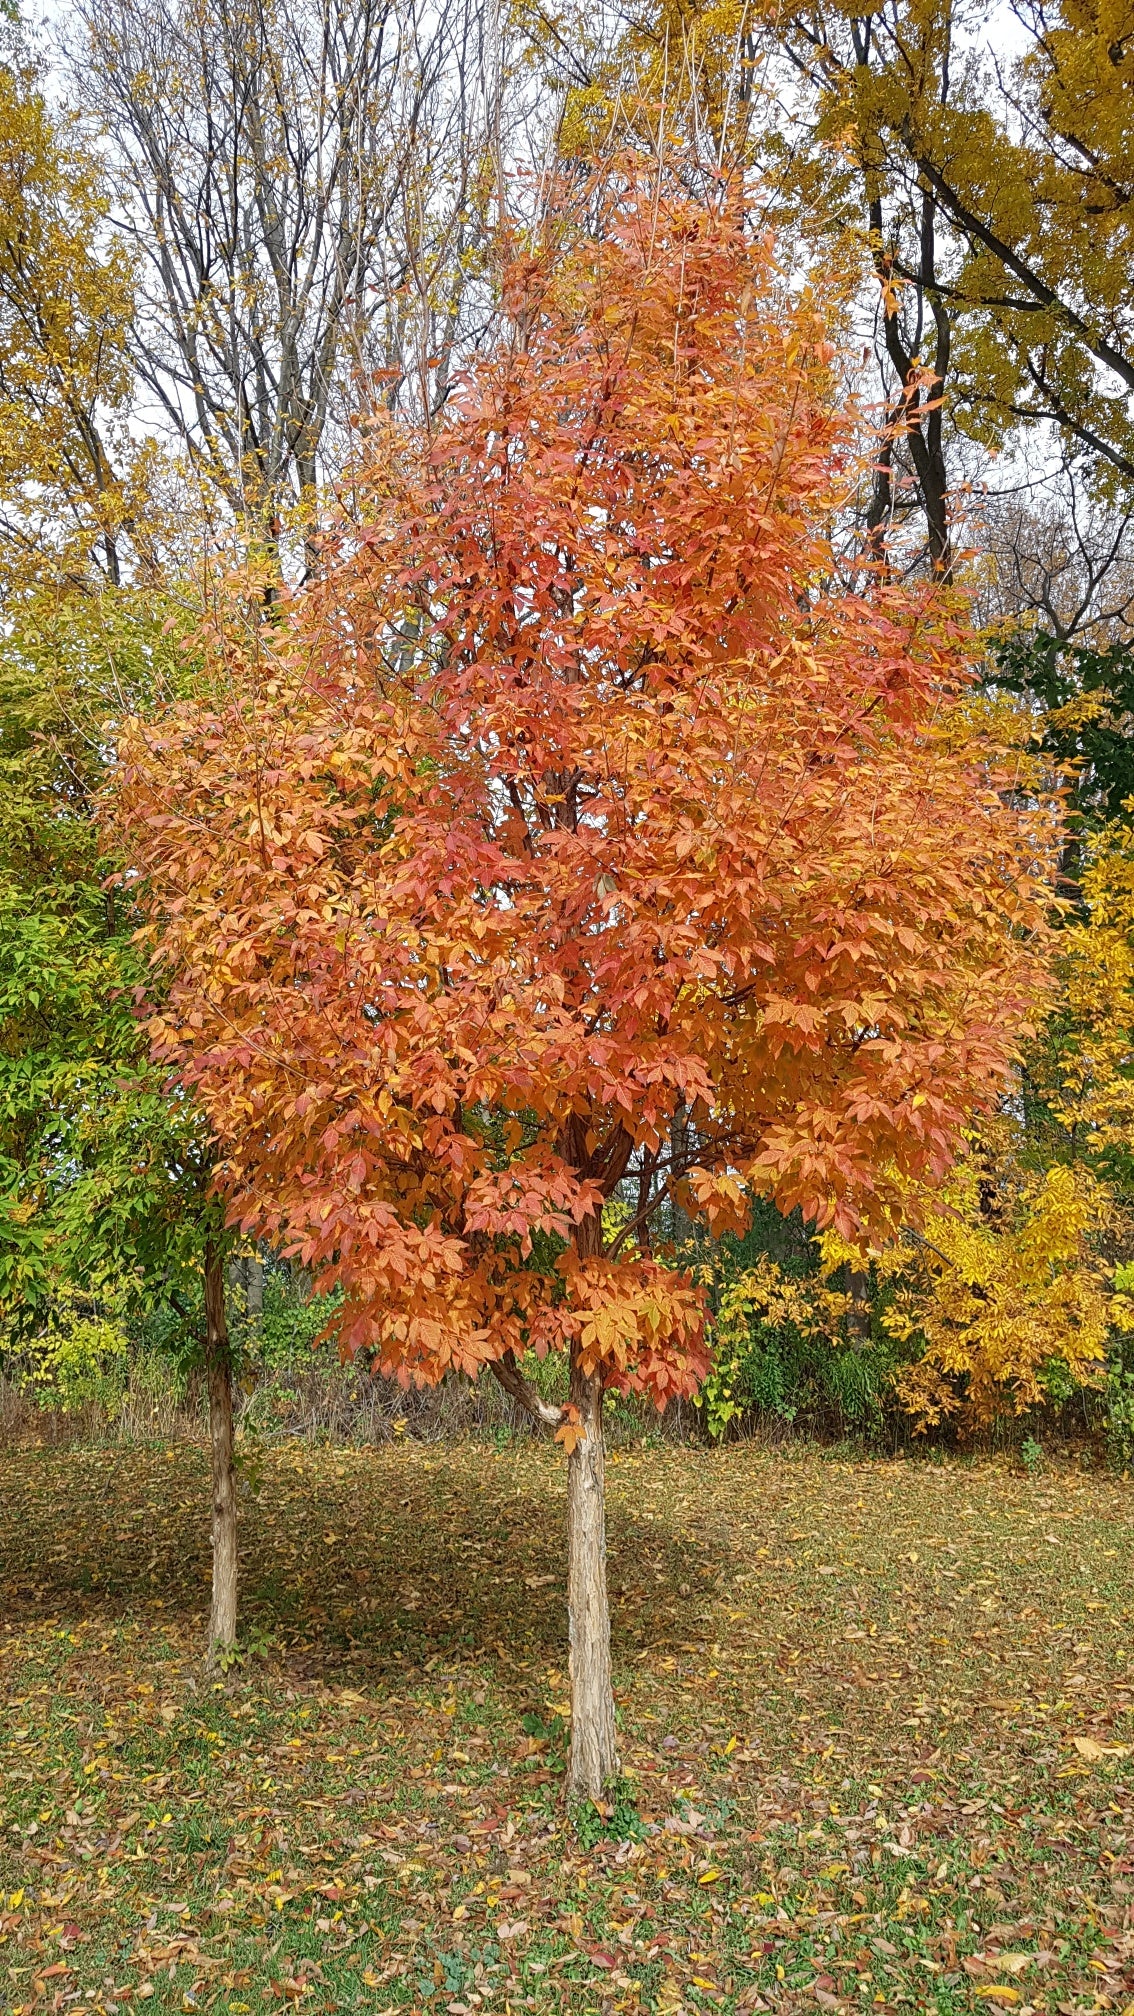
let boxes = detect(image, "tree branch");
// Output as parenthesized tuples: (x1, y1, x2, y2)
(488, 1348, 565, 1427)
(908, 139, 1134, 395)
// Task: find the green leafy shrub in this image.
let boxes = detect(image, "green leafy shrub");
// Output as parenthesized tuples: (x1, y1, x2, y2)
(239, 1269, 340, 1369)
(21, 1289, 130, 1412)
(1106, 1367, 1134, 1468)
(697, 1256, 904, 1441)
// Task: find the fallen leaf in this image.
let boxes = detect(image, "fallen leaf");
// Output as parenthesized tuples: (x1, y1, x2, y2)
(1073, 1736, 1131, 1761)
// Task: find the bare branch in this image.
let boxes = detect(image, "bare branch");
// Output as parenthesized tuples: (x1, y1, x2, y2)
(488, 1348, 565, 1427)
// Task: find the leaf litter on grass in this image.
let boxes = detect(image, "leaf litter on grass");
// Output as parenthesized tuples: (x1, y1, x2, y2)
(1, 1441, 1133, 2016)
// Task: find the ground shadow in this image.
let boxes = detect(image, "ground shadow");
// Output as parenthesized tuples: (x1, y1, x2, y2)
(0, 1443, 731, 1695)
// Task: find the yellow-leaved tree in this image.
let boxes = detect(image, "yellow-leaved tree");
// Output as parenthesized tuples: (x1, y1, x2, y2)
(886, 803, 1134, 1435)
(697, 1140, 1115, 1443)
(880, 1150, 1113, 1434)
(0, 48, 156, 595)
(1059, 814, 1134, 1163)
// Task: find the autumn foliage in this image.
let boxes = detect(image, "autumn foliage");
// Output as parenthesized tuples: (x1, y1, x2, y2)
(110, 176, 1049, 1410)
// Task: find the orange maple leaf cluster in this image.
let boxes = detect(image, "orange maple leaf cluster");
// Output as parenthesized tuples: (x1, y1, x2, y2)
(109, 173, 1052, 1404)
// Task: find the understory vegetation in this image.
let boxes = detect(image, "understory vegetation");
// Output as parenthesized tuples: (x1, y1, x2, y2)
(4, 1226, 1133, 1466)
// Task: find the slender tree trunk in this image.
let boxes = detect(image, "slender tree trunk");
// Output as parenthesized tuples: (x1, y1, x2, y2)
(204, 1240, 237, 1659)
(246, 1253, 263, 1325)
(670, 1101, 691, 1244)
(566, 1214, 618, 1800)
(566, 1349, 618, 1797)
(869, 195, 953, 583)
(848, 1268, 872, 1348)
(865, 406, 900, 576)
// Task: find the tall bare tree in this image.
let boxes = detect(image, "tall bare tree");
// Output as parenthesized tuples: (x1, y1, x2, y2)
(968, 456, 1134, 647)
(71, 0, 499, 551)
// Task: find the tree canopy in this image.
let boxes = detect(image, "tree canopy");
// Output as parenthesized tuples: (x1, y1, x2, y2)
(108, 172, 1055, 1782)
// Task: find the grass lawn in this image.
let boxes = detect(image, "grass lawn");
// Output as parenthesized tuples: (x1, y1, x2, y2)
(1, 1439, 1132, 2016)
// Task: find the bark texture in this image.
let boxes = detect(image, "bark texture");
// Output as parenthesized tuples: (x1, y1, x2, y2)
(566, 1334, 618, 1799)
(204, 1241, 237, 1658)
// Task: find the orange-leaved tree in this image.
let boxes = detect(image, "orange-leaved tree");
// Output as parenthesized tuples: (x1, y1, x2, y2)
(109, 173, 1051, 1795)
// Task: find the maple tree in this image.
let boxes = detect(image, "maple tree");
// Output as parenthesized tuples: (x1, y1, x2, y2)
(110, 172, 1051, 1794)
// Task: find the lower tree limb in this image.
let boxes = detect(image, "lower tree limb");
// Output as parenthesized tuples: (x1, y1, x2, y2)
(489, 1348, 565, 1426)
(204, 1239, 237, 1659)
(566, 1345, 618, 1799)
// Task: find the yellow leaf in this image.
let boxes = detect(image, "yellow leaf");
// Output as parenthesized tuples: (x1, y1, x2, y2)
(1073, 1735, 1130, 1761)
(974, 1990, 1021, 2005)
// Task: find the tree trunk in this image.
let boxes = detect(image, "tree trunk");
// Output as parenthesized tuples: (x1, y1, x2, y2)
(204, 1240, 237, 1659)
(246, 1253, 263, 1325)
(670, 1101, 691, 1245)
(848, 1268, 872, 1348)
(566, 1238, 619, 1797)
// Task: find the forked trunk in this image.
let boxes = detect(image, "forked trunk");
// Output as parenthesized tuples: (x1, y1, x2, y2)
(204, 1241, 237, 1660)
(566, 1339, 618, 1799)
